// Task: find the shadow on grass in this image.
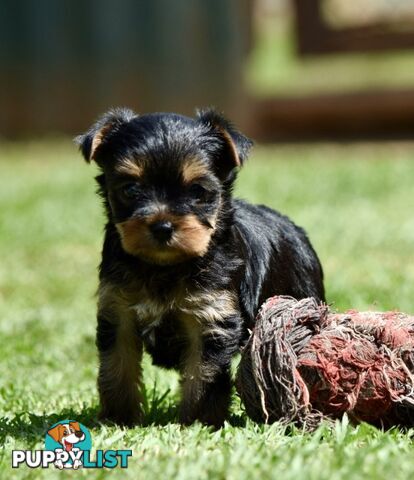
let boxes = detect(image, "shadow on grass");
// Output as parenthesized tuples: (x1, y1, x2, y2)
(0, 406, 100, 446)
(1, 384, 250, 444)
(141, 383, 179, 427)
(142, 384, 249, 429)
(228, 413, 248, 428)
(0, 385, 181, 445)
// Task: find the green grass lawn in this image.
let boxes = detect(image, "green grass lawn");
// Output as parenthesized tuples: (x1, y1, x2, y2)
(1, 140, 414, 479)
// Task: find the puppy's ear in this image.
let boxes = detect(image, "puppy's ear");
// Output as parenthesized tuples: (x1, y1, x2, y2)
(75, 108, 137, 163)
(69, 421, 81, 431)
(196, 108, 253, 174)
(47, 424, 64, 443)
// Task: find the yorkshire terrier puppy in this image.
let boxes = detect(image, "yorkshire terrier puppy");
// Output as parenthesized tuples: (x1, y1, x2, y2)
(77, 107, 325, 428)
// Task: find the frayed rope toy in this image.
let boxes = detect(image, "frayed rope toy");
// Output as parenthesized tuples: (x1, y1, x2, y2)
(236, 296, 414, 429)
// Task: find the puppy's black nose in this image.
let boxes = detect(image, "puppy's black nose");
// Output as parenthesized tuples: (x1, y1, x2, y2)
(75, 431, 84, 438)
(150, 221, 174, 242)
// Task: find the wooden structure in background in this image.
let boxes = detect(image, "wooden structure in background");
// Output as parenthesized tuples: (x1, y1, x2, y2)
(292, 0, 414, 56)
(254, 88, 414, 141)
(253, 0, 414, 141)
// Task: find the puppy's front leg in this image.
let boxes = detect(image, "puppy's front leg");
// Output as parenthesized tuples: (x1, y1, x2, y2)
(96, 312, 143, 426)
(179, 314, 241, 428)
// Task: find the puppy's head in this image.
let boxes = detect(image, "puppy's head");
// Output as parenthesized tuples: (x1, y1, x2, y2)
(76, 107, 253, 265)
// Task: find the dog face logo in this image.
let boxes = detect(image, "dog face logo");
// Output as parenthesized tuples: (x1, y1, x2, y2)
(47, 421, 85, 452)
(45, 420, 91, 470)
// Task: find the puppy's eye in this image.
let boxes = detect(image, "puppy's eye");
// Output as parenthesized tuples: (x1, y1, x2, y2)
(122, 183, 141, 199)
(63, 430, 68, 436)
(188, 183, 206, 199)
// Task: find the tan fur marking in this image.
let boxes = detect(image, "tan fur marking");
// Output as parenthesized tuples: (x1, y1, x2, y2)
(99, 280, 172, 328)
(90, 123, 113, 161)
(115, 212, 216, 264)
(98, 282, 132, 317)
(177, 290, 238, 415)
(179, 314, 219, 410)
(115, 219, 150, 256)
(182, 159, 209, 184)
(172, 214, 214, 257)
(98, 316, 144, 422)
(116, 158, 143, 178)
(180, 314, 203, 379)
(99, 318, 142, 386)
(99, 282, 237, 330)
(97, 282, 143, 414)
(180, 290, 238, 324)
(218, 126, 240, 167)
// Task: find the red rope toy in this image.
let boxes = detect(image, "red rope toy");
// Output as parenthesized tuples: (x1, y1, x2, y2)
(236, 296, 414, 429)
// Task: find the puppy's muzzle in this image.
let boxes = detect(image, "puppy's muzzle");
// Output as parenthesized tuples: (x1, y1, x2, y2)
(149, 220, 174, 243)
